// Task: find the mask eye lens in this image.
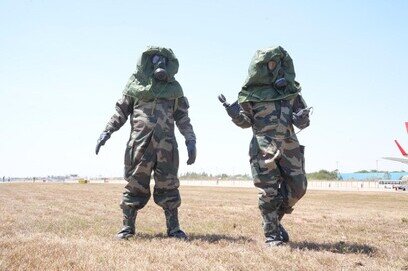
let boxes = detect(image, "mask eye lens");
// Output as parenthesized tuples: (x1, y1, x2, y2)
(152, 55, 161, 64)
(267, 60, 277, 71)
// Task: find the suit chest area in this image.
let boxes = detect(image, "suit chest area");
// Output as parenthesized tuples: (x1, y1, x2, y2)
(250, 99, 295, 131)
(131, 99, 176, 125)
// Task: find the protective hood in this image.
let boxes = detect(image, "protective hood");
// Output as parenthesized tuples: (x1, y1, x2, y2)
(238, 46, 301, 103)
(123, 46, 183, 101)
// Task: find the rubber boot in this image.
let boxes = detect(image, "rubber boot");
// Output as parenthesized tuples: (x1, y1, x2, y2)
(164, 208, 188, 240)
(261, 210, 284, 247)
(117, 207, 137, 240)
(278, 212, 289, 243)
(265, 234, 284, 247)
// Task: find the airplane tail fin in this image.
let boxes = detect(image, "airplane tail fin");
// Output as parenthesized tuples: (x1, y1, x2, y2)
(405, 122, 408, 133)
(394, 140, 408, 157)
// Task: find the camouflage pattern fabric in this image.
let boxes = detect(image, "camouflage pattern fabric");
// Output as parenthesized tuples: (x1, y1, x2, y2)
(231, 94, 308, 237)
(104, 94, 195, 231)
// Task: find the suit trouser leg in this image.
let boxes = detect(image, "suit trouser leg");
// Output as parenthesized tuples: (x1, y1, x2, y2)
(251, 155, 283, 237)
(153, 139, 181, 234)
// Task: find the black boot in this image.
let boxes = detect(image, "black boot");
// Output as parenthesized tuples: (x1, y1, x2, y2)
(278, 224, 289, 243)
(117, 207, 137, 240)
(278, 212, 289, 243)
(164, 208, 188, 240)
(261, 211, 284, 247)
(265, 234, 284, 247)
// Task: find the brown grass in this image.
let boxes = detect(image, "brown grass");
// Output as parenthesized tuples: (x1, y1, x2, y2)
(0, 183, 407, 271)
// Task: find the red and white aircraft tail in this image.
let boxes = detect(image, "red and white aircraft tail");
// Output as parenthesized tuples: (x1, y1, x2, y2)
(382, 122, 408, 165)
(394, 140, 408, 157)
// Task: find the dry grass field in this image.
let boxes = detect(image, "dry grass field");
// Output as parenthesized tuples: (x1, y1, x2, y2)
(0, 183, 407, 271)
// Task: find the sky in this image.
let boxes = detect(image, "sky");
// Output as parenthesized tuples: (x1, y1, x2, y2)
(1, 0, 407, 178)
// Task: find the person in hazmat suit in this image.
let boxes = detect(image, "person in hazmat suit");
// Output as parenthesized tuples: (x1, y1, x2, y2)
(96, 46, 196, 240)
(219, 46, 310, 246)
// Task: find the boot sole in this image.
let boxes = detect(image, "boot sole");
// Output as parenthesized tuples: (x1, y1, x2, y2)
(116, 233, 135, 240)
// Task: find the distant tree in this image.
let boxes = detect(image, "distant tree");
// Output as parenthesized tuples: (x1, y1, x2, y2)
(355, 170, 369, 173)
(307, 170, 338, 180)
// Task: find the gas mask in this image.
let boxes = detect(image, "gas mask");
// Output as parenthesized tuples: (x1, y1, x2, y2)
(267, 60, 287, 90)
(152, 54, 168, 81)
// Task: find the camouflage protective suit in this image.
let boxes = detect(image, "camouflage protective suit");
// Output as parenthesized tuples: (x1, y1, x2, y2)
(98, 47, 195, 238)
(227, 46, 309, 244)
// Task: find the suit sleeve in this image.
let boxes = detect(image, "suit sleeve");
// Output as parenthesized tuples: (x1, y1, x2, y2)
(174, 96, 196, 142)
(231, 102, 253, 129)
(104, 95, 134, 133)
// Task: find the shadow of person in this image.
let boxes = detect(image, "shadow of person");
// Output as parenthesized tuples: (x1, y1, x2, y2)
(289, 241, 376, 256)
(133, 232, 254, 244)
(188, 233, 254, 243)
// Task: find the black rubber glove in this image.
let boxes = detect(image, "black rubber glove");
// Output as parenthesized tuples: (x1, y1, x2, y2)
(226, 101, 241, 119)
(292, 108, 310, 129)
(186, 140, 196, 165)
(95, 131, 111, 155)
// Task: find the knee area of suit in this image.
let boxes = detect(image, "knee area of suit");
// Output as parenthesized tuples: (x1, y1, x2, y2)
(258, 196, 283, 213)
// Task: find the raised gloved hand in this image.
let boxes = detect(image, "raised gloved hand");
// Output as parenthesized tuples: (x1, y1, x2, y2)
(218, 94, 240, 119)
(226, 101, 241, 119)
(186, 140, 196, 165)
(292, 108, 310, 129)
(95, 131, 111, 155)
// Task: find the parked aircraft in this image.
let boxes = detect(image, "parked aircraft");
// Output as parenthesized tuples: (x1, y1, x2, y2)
(383, 122, 408, 165)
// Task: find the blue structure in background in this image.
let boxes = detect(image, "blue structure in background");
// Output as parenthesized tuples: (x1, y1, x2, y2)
(338, 172, 407, 181)
(389, 172, 408, 180)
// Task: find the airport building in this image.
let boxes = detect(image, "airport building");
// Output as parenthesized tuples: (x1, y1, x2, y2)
(338, 172, 407, 181)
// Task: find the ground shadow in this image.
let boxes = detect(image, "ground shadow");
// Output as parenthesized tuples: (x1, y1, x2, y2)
(289, 241, 376, 256)
(188, 233, 254, 243)
(132, 232, 254, 244)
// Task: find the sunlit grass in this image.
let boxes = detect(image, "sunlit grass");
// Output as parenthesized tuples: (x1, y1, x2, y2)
(0, 183, 407, 270)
